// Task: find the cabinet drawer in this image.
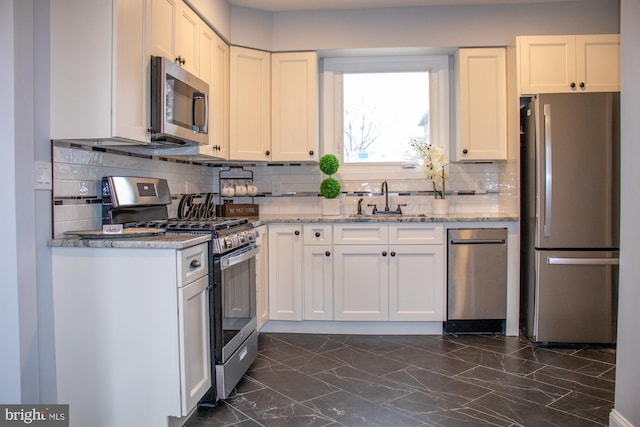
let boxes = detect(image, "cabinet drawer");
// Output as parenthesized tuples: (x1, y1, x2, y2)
(389, 224, 444, 245)
(334, 224, 388, 245)
(178, 243, 208, 287)
(303, 224, 333, 245)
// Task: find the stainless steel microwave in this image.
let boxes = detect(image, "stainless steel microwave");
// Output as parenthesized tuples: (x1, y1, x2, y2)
(150, 56, 209, 145)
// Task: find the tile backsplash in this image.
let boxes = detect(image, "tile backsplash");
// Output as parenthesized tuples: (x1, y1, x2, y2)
(52, 143, 517, 237)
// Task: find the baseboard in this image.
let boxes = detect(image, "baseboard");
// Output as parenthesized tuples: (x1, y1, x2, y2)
(260, 320, 443, 335)
(610, 409, 635, 427)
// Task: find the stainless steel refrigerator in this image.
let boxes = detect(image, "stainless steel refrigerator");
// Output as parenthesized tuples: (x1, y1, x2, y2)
(520, 92, 619, 345)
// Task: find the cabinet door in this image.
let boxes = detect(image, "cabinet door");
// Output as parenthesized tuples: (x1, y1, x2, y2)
(230, 46, 272, 161)
(333, 224, 388, 245)
(255, 226, 269, 329)
(333, 245, 389, 321)
(303, 224, 333, 245)
(271, 52, 319, 162)
(268, 225, 303, 320)
(518, 35, 576, 94)
(199, 25, 230, 159)
(178, 275, 211, 415)
(211, 31, 230, 159)
(576, 34, 620, 92)
(389, 224, 443, 245)
(51, 0, 149, 143)
(388, 245, 444, 321)
(455, 48, 507, 161)
(148, 0, 178, 60)
(113, 0, 149, 143)
(303, 246, 334, 320)
(175, 1, 199, 75)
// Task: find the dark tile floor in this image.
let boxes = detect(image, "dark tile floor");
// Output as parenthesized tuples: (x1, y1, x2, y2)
(186, 333, 616, 427)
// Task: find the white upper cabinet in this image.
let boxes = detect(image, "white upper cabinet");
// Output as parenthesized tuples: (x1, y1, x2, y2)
(50, 0, 149, 144)
(174, 3, 200, 76)
(229, 46, 272, 161)
(229, 48, 320, 162)
(148, 0, 200, 76)
(271, 52, 319, 162)
(198, 24, 230, 159)
(518, 34, 620, 94)
(211, 31, 231, 159)
(454, 48, 507, 161)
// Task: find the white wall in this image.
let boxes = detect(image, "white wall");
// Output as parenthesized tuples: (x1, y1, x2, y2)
(230, 0, 619, 51)
(0, 0, 22, 404)
(185, 0, 231, 41)
(612, 0, 640, 425)
(52, 144, 216, 237)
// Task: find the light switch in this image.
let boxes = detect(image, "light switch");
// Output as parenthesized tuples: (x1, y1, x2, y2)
(34, 161, 52, 190)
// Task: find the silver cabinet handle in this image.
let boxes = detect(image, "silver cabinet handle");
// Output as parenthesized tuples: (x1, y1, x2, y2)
(543, 103, 552, 237)
(547, 257, 619, 265)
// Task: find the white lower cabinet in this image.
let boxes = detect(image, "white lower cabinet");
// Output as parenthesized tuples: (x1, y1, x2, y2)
(51, 242, 211, 427)
(178, 274, 212, 412)
(303, 245, 334, 320)
(302, 224, 333, 320)
(268, 224, 303, 320)
(333, 223, 445, 322)
(388, 244, 444, 321)
(334, 244, 389, 320)
(255, 225, 269, 329)
(267, 223, 445, 324)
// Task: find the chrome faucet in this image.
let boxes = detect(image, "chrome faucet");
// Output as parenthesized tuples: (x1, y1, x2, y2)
(381, 180, 390, 211)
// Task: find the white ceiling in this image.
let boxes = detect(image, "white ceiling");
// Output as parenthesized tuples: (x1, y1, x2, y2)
(227, 0, 578, 12)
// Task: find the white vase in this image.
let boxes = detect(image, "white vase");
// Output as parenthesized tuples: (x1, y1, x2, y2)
(431, 198, 449, 215)
(322, 198, 341, 216)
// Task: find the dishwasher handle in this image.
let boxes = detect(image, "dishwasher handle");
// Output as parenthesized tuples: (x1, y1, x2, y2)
(450, 239, 506, 245)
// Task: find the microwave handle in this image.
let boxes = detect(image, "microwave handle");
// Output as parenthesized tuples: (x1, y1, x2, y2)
(192, 92, 208, 133)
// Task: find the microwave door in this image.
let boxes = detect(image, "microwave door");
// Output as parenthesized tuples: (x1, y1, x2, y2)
(150, 56, 209, 145)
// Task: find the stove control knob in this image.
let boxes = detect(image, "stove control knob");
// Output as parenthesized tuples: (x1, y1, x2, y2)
(224, 237, 233, 249)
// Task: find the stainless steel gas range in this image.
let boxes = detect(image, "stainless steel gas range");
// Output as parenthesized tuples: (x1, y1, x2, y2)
(102, 176, 259, 403)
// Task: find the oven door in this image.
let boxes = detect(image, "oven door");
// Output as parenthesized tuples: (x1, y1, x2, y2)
(217, 243, 258, 363)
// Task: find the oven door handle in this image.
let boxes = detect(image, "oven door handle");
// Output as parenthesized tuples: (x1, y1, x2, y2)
(220, 245, 259, 270)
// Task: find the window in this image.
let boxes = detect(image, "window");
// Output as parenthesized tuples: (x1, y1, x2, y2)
(322, 55, 449, 171)
(343, 72, 429, 163)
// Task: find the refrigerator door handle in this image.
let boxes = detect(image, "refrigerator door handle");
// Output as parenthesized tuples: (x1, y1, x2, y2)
(547, 257, 619, 265)
(543, 103, 552, 237)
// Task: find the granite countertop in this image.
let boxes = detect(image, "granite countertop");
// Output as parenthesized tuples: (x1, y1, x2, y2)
(252, 212, 518, 226)
(48, 233, 210, 249)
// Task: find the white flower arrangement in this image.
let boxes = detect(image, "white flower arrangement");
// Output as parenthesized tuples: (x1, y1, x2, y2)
(411, 137, 449, 199)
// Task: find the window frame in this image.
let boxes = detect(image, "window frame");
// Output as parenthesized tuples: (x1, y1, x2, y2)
(321, 55, 450, 178)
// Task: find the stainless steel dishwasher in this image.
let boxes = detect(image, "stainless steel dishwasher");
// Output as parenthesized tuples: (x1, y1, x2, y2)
(445, 228, 507, 334)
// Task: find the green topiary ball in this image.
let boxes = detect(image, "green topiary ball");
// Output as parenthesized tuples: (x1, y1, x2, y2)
(319, 154, 340, 175)
(320, 178, 341, 199)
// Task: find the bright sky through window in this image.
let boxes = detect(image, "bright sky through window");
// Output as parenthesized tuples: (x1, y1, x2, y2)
(343, 72, 429, 163)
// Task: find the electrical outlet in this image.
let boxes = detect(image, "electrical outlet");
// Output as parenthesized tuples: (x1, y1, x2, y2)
(271, 182, 282, 196)
(34, 161, 52, 190)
